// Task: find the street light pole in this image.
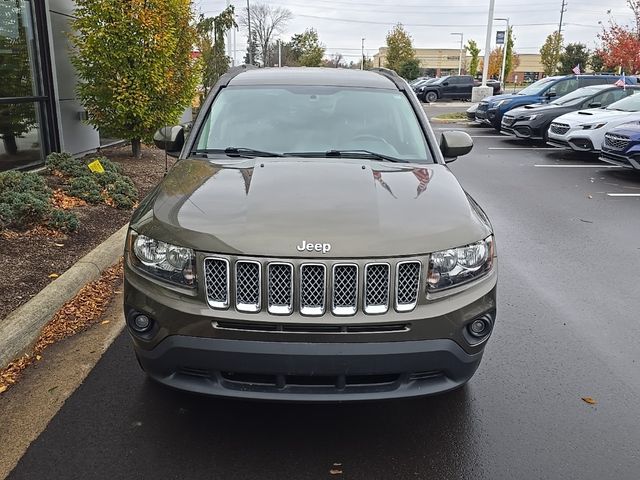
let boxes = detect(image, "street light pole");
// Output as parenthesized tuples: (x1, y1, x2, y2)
(278, 39, 282, 67)
(361, 38, 365, 70)
(481, 0, 496, 87)
(450, 32, 464, 75)
(246, 0, 252, 65)
(495, 17, 509, 88)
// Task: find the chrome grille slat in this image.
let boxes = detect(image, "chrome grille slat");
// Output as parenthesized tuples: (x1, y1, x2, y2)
(204, 258, 229, 308)
(235, 261, 261, 312)
(267, 263, 293, 314)
(300, 264, 326, 316)
(332, 264, 358, 316)
(364, 263, 390, 314)
(395, 261, 420, 312)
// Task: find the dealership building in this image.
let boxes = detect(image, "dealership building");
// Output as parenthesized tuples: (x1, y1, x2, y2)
(1, 0, 104, 172)
(373, 47, 545, 82)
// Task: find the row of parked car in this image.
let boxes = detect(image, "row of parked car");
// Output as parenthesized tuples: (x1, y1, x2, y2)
(467, 74, 640, 171)
(410, 75, 501, 103)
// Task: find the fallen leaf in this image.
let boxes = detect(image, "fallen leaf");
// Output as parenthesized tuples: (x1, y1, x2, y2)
(48, 273, 59, 279)
(47, 386, 58, 393)
(54, 243, 64, 247)
(0, 385, 7, 394)
(330, 469, 343, 475)
(36, 355, 42, 361)
(581, 396, 597, 405)
(101, 320, 110, 325)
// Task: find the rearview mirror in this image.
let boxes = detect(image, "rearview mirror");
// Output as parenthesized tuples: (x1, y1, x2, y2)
(440, 131, 473, 162)
(153, 125, 185, 157)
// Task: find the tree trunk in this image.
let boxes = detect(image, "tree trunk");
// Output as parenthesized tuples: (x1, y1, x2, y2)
(131, 138, 142, 158)
(2, 135, 18, 155)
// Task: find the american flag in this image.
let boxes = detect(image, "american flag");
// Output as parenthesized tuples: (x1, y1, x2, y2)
(412, 168, 432, 198)
(615, 73, 626, 89)
(572, 64, 581, 75)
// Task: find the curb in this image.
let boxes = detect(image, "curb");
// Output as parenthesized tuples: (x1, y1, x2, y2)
(0, 224, 128, 370)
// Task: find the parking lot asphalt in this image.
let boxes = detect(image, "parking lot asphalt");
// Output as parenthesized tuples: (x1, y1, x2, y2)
(5, 111, 640, 479)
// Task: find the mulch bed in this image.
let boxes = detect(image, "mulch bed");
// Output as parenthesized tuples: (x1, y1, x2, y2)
(0, 144, 176, 322)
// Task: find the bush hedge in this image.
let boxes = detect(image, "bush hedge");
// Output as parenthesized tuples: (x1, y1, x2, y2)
(46, 152, 137, 209)
(0, 171, 78, 233)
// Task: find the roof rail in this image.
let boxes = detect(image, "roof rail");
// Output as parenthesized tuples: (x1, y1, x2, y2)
(369, 67, 407, 91)
(218, 64, 259, 87)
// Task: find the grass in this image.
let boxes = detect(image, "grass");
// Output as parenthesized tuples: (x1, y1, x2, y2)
(432, 112, 468, 121)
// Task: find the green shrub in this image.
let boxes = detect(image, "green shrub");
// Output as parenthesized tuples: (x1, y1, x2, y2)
(45, 152, 137, 209)
(0, 170, 80, 232)
(48, 209, 79, 233)
(68, 176, 103, 204)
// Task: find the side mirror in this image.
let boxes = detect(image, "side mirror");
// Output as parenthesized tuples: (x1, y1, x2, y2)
(588, 102, 602, 108)
(440, 131, 473, 162)
(153, 125, 185, 157)
(546, 88, 557, 98)
(442, 81, 449, 86)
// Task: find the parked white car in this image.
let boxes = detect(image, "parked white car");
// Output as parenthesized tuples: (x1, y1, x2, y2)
(547, 91, 640, 152)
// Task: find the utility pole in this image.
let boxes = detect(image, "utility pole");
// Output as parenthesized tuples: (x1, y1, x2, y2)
(450, 32, 463, 75)
(246, 0, 253, 65)
(227, 0, 233, 66)
(361, 38, 365, 70)
(558, 0, 567, 37)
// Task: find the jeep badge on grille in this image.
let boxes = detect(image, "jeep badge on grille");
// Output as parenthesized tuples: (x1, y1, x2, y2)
(296, 240, 331, 254)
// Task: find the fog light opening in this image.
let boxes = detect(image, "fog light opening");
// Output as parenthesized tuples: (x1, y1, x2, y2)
(131, 314, 153, 333)
(468, 317, 492, 338)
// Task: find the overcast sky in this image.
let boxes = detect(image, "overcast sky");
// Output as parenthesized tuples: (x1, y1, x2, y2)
(196, 0, 635, 62)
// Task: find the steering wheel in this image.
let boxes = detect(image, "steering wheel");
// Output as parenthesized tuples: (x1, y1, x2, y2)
(350, 134, 399, 155)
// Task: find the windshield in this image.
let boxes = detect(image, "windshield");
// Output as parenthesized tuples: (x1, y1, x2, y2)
(517, 77, 557, 96)
(551, 86, 602, 106)
(606, 91, 640, 112)
(194, 86, 432, 162)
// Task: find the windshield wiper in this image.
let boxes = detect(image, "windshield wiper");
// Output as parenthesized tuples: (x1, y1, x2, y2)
(285, 149, 408, 163)
(191, 147, 283, 158)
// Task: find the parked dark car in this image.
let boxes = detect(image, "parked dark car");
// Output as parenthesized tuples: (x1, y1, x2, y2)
(600, 122, 640, 170)
(125, 66, 498, 402)
(476, 74, 638, 130)
(501, 85, 638, 141)
(418, 75, 499, 102)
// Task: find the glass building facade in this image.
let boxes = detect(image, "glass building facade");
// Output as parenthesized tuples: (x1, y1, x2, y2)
(1, 0, 102, 171)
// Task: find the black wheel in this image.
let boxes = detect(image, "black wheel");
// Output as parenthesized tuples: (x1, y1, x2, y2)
(425, 91, 438, 103)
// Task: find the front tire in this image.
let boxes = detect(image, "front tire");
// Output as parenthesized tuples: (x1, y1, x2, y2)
(425, 91, 438, 103)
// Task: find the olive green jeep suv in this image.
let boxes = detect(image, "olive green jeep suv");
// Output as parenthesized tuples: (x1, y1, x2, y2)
(124, 66, 497, 401)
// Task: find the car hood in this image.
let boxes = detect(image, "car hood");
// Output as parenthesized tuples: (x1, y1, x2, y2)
(131, 158, 492, 258)
(606, 121, 640, 138)
(507, 103, 568, 117)
(555, 108, 640, 125)
(483, 93, 528, 105)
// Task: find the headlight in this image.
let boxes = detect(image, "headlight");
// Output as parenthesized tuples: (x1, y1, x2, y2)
(581, 122, 607, 130)
(128, 230, 196, 287)
(522, 114, 539, 121)
(427, 236, 494, 293)
(494, 99, 511, 107)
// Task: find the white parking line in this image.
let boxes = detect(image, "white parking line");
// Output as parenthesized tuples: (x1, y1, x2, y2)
(534, 164, 623, 168)
(489, 147, 558, 150)
(470, 135, 507, 139)
(606, 193, 640, 197)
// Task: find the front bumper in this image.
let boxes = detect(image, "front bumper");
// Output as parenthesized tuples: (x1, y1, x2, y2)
(547, 136, 595, 152)
(135, 335, 485, 401)
(475, 108, 501, 128)
(600, 150, 640, 170)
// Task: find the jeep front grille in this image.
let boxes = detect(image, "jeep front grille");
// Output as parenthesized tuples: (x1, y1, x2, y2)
(300, 264, 326, 316)
(204, 257, 423, 316)
(364, 263, 390, 314)
(604, 133, 630, 151)
(395, 261, 421, 312)
(267, 263, 293, 314)
(235, 261, 261, 312)
(332, 264, 358, 316)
